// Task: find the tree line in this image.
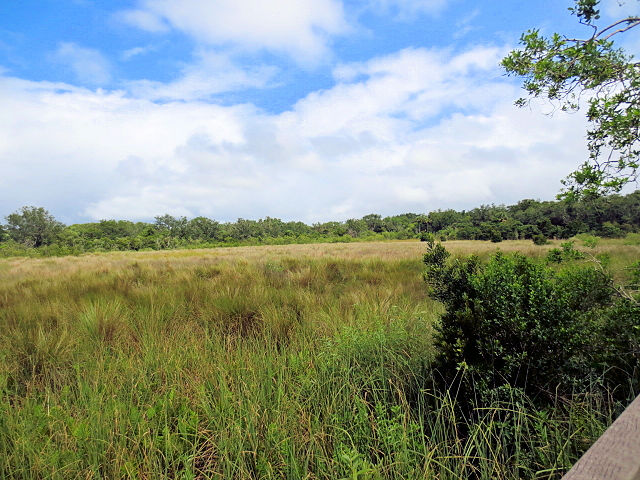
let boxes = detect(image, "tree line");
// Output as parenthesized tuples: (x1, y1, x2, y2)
(1, 190, 639, 256)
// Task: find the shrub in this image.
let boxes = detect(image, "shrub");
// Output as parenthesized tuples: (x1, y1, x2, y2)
(424, 240, 640, 406)
(599, 222, 624, 238)
(546, 247, 564, 263)
(419, 232, 435, 243)
(561, 241, 584, 259)
(532, 234, 548, 245)
(628, 261, 640, 290)
(490, 229, 503, 243)
(547, 241, 584, 263)
(580, 235, 599, 249)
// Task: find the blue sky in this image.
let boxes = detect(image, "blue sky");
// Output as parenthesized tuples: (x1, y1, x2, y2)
(0, 0, 635, 223)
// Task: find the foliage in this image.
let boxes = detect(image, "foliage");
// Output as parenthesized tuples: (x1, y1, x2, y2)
(580, 234, 600, 248)
(419, 232, 435, 242)
(532, 233, 549, 245)
(4, 206, 64, 248)
(362, 213, 386, 233)
(502, 0, 640, 198)
(424, 240, 640, 405)
(629, 260, 640, 287)
(547, 241, 586, 263)
(2, 190, 640, 257)
(188, 216, 221, 241)
(154, 214, 189, 239)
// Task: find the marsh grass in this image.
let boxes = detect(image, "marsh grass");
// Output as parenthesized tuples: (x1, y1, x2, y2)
(0, 240, 633, 478)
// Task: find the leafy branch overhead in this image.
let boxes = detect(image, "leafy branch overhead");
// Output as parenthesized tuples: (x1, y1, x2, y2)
(502, 0, 640, 198)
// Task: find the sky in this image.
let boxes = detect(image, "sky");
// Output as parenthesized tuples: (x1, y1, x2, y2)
(0, 0, 636, 224)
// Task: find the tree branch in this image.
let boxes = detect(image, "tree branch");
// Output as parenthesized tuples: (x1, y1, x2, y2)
(602, 19, 640, 41)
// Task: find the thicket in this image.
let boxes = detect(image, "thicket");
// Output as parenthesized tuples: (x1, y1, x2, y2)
(1, 191, 640, 257)
(424, 238, 640, 422)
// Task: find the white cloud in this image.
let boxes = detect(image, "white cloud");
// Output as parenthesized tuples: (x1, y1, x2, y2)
(117, 9, 169, 32)
(0, 46, 590, 223)
(121, 45, 154, 61)
(453, 8, 480, 39)
(119, 0, 349, 63)
(126, 50, 278, 101)
(309, 46, 507, 136)
(51, 42, 111, 85)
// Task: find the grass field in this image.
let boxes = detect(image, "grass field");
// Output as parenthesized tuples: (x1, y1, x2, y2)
(1, 239, 637, 479)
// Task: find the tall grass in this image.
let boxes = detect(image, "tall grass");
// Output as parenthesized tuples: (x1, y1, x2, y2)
(0, 241, 628, 479)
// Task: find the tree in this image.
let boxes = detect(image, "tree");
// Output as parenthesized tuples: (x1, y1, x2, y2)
(5, 206, 64, 247)
(187, 216, 220, 241)
(154, 214, 189, 239)
(362, 214, 385, 233)
(345, 218, 367, 237)
(502, 0, 640, 198)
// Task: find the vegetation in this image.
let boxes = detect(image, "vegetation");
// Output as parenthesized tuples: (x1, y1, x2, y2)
(4, 206, 64, 248)
(425, 239, 639, 406)
(0, 240, 638, 479)
(2, 190, 640, 258)
(503, 0, 640, 198)
(3, 3, 639, 471)
(3, 2, 639, 478)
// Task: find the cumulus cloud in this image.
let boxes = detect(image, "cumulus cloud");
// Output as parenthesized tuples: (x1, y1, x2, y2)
(118, 0, 349, 63)
(0, 46, 589, 224)
(50, 42, 111, 85)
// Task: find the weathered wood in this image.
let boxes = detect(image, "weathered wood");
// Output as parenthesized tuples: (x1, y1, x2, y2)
(562, 394, 640, 480)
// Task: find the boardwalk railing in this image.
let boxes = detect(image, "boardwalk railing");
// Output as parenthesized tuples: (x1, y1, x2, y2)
(562, 394, 640, 480)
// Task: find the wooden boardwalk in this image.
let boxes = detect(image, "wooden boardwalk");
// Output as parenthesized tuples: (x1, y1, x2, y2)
(562, 395, 640, 480)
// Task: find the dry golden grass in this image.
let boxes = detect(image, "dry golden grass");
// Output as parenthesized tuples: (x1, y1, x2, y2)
(2, 238, 637, 285)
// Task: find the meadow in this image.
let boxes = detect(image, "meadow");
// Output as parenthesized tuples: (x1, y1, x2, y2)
(1, 239, 638, 479)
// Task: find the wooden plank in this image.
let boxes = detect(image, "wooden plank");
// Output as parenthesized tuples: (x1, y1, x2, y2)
(562, 394, 640, 480)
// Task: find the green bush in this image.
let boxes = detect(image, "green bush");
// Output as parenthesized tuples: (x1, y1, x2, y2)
(561, 241, 585, 259)
(419, 232, 435, 243)
(532, 234, 548, 245)
(546, 247, 564, 263)
(547, 241, 585, 263)
(579, 235, 599, 248)
(628, 261, 640, 290)
(423, 240, 640, 406)
(599, 222, 624, 238)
